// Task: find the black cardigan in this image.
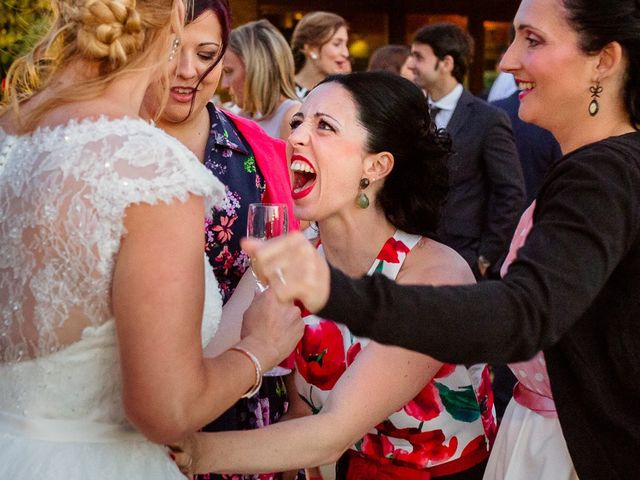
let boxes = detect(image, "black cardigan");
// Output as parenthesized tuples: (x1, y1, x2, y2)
(318, 132, 640, 479)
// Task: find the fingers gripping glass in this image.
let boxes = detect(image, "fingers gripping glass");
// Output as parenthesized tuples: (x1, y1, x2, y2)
(246, 203, 288, 291)
(246, 203, 292, 376)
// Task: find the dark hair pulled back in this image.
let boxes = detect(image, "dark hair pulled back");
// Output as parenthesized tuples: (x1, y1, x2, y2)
(563, 0, 640, 128)
(320, 71, 451, 237)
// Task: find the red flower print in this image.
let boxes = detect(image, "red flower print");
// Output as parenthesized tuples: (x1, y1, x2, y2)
(361, 433, 395, 459)
(394, 430, 458, 467)
(364, 424, 458, 468)
(477, 366, 497, 444)
(295, 320, 346, 390)
(403, 382, 443, 422)
(294, 300, 311, 318)
(461, 434, 488, 457)
(346, 342, 362, 366)
(377, 238, 411, 263)
(214, 246, 235, 275)
(213, 214, 237, 243)
(434, 364, 457, 379)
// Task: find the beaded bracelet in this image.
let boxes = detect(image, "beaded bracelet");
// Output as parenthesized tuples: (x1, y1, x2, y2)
(229, 346, 263, 398)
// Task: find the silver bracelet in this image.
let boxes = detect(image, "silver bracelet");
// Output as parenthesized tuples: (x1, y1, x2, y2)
(229, 346, 263, 398)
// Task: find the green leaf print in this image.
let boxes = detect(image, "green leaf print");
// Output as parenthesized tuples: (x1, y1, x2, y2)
(244, 155, 257, 173)
(435, 382, 481, 423)
(374, 260, 385, 274)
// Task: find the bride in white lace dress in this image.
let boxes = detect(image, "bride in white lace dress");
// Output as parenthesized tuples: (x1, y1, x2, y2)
(0, 0, 302, 478)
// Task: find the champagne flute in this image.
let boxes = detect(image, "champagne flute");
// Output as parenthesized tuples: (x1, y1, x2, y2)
(246, 203, 288, 291)
(246, 203, 292, 376)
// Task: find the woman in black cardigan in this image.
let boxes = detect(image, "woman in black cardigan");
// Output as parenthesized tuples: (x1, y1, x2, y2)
(235, 0, 640, 478)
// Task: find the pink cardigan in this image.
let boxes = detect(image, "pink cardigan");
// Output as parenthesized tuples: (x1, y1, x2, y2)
(225, 111, 300, 231)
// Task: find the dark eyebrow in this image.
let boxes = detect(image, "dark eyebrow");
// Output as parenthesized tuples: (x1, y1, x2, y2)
(515, 24, 536, 33)
(314, 112, 342, 127)
(290, 112, 342, 127)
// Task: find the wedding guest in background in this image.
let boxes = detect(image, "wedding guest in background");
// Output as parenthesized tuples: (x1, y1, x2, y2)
(492, 91, 561, 204)
(222, 19, 301, 140)
(173, 72, 496, 480)
(0, 0, 302, 478)
(242, 0, 640, 478)
(407, 22, 524, 280)
(367, 44, 415, 82)
(141, 2, 301, 479)
(290, 11, 350, 99)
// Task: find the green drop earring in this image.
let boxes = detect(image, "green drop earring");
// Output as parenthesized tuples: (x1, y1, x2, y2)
(356, 178, 370, 209)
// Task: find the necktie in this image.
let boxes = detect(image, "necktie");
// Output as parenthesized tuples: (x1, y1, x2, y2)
(429, 104, 442, 125)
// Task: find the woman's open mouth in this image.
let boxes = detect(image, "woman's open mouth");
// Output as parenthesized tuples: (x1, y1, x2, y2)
(290, 156, 317, 200)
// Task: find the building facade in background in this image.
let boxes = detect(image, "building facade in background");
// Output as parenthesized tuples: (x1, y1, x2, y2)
(229, 0, 517, 94)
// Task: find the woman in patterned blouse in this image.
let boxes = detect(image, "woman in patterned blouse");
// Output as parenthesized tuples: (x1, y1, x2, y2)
(142, 1, 299, 479)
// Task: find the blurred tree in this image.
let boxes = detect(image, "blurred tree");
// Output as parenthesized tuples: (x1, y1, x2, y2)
(1, 0, 52, 80)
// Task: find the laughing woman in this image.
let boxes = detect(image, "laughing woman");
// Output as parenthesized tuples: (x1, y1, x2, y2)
(174, 72, 497, 480)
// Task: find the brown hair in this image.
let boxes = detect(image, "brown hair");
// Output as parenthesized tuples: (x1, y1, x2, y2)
(290, 11, 347, 73)
(367, 45, 411, 75)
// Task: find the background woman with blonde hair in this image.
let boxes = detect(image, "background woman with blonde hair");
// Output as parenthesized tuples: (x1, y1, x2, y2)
(0, 0, 302, 477)
(222, 19, 301, 140)
(290, 11, 350, 98)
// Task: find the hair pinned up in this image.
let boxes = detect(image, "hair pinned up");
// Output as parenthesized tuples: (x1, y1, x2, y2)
(320, 71, 451, 237)
(2, 0, 181, 132)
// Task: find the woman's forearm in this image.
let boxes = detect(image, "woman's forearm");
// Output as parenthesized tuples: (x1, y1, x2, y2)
(194, 412, 353, 474)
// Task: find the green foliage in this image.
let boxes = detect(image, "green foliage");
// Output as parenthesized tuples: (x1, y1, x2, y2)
(1, 0, 52, 79)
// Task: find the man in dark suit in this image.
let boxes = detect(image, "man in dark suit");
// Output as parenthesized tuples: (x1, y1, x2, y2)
(408, 23, 525, 279)
(492, 89, 563, 204)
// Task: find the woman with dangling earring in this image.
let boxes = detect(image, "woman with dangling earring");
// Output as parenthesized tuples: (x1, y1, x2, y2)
(290, 11, 350, 99)
(235, 0, 640, 478)
(172, 72, 497, 480)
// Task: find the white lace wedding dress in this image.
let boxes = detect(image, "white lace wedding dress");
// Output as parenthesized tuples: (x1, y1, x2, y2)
(0, 117, 224, 478)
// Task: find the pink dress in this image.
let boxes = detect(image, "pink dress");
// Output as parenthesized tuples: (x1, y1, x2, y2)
(483, 202, 578, 479)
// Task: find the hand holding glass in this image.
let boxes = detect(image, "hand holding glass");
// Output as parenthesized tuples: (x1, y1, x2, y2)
(246, 203, 288, 291)
(246, 203, 293, 376)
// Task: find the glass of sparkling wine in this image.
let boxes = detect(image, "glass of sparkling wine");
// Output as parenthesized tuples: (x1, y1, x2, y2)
(246, 203, 293, 376)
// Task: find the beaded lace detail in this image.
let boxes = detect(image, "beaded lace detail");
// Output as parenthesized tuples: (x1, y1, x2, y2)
(0, 117, 224, 363)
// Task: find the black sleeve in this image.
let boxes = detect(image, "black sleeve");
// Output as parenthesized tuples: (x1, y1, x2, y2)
(318, 144, 640, 364)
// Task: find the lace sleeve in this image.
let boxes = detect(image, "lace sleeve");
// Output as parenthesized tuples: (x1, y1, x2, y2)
(0, 118, 224, 363)
(94, 123, 225, 220)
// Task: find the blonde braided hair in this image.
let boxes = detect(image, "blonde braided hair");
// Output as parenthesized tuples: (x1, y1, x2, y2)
(1, 0, 179, 132)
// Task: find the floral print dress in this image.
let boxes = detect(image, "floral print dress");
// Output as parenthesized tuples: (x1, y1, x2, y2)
(294, 231, 497, 477)
(199, 104, 290, 480)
